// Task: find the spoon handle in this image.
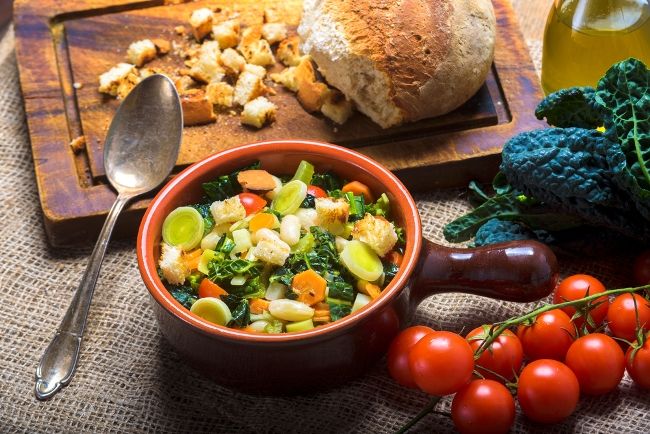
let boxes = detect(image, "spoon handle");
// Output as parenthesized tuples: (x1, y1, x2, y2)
(35, 193, 132, 400)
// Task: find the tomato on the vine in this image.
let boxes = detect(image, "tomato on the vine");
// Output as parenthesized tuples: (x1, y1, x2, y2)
(238, 193, 267, 215)
(517, 359, 580, 424)
(466, 326, 523, 382)
(516, 309, 576, 361)
(633, 250, 650, 286)
(564, 333, 625, 395)
(553, 274, 609, 330)
(626, 332, 650, 390)
(451, 380, 515, 434)
(608, 293, 650, 342)
(306, 185, 327, 198)
(408, 331, 474, 395)
(386, 326, 434, 388)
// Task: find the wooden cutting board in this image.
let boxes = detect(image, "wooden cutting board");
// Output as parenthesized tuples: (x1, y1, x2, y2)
(14, 0, 545, 246)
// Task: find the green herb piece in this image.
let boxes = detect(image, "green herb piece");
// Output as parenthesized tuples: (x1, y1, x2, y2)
(300, 194, 316, 208)
(329, 302, 352, 321)
(325, 274, 354, 302)
(366, 193, 390, 217)
(191, 202, 215, 235)
(187, 272, 203, 290)
(345, 192, 365, 222)
(215, 235, 235, 254)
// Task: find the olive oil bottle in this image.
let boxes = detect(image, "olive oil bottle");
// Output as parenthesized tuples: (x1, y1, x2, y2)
(541, 0, 650, 94)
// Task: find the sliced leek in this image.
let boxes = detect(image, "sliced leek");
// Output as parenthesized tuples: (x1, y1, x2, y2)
(162, 206, 204, 251)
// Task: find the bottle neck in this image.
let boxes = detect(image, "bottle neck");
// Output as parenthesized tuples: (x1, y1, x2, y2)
(556, 0, 650, 32)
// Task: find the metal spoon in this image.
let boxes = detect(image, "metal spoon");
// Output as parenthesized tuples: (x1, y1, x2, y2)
(35, 75, 183, 400)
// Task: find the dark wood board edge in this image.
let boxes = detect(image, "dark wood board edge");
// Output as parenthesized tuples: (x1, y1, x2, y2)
(14, 0, 545, 246)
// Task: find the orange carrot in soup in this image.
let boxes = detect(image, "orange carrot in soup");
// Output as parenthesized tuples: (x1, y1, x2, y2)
(342, 181, 374, 203)
(198, 279, 228, 299)
(291, 269, 327, 305)
(249, 213, 278, 232)
(249, 298, 270, 314)
(386, 251, 403, 266)
(183, 249, 203, 270)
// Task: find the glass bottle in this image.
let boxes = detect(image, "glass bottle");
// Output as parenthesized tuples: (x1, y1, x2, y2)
(541, 0, 650, 94)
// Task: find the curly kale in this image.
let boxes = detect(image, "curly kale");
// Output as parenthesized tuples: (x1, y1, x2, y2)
(535, 86, 604, 129)
(473, 219, 537, 246)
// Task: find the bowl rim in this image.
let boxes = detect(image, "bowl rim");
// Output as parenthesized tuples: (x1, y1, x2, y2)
(137, 140, 422, 342)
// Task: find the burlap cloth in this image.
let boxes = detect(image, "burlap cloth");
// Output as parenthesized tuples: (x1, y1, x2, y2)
(0, 1, 648, 432)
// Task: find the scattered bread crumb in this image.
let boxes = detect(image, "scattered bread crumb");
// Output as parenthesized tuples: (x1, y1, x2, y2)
(262, 23, 287, 44)
(73, 82, 83, 90)
(151, 38, 171, 55)
(295, 57, 328, 112)
(174, 25, 186, 36)
(189, 8, 213, 41)
(98, 63, 136, 97)
(69, 136, 86, 154)
(126, 39, 157, 68)
(174, 75, 197, 93)
(241, 97, 277, 128)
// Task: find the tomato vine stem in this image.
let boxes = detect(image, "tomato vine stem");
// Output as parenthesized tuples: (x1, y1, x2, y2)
(394, 396, 441, 434)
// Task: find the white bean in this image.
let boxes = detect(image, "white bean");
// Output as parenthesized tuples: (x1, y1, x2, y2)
(268, 299, 314, 322)
(252, 228, 281, 245)
(295, 208, 318, 231)
(200, 231, 221, 250)
(335, 236, 349, 253)
(280, 215, 301, 246)
(265, 281, 287, 300)
(248, 320, 270, 332)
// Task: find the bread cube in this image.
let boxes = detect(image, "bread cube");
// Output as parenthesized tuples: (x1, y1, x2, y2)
(238, 25, 262, 49)
(252, 238, 290, 266)
(264, 7, 282, 23)
(181, 89, 217, 125)
(151, 38, 171, 55)
(210, 196, 247, 225)
(241, 97, 277, 128)
(294, 57, 328, 112)
(173, 75, 197, 93)
(189, 41, 224, 83)
(241, 39, 275, 66)
(243, 63, 267, 79)
(98, 63, 137, 96)
(351, 214, 397, 256)
(159, 243, 190, 285)
(262, 23, 288, 44)
(212, 19, 240, 49)
(206, 82, 234, 108)
(219, 48, 246, 76)
(277, 35, 302, 66)
(270, 67, 298, 92)
(315, 197, 349, 236)
(321, 89, 354, 124)
(233, 71, 266, 106)
(126, 39, 157, 67)
(189, 8, 213, 41)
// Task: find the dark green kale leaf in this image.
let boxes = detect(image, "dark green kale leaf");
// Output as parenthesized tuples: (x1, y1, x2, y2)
(345, 192, 365, 222)
(202, 161, 261, 201)
(383, 262, 399, 287)
(300, 194, 316, 208)
(269, 266, 294, 287)
(168, 284, 198, 309)
(191, 202, 214, 235)
(208, 258, 262, 282)
(229, 298, 251, 328)
(535, 86, 604, 128)
(329, 303, 352, 321)
(311, 172, 344, 193)
(326, 274, 354, 302)
(473, 219, 538, 246)
(596, 58, 650, 220)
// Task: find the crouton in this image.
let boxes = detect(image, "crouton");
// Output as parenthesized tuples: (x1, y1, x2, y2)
(219, 48, 246, 76)
(126, 39, 157, 67)
(189, 40, 224, 83)
(241, 97, 277, 128)
(237, 169, 277, 191)
(295, 208, 318, 230)
(351, 214, 397, 257)
(139, 67, 162, 80)
(212, 19, 240, 49)
(243, 63, 267, 79)
(210, 196, 247, 225)
(270, 67, 298, 92)
(233, 71, 267, 106)
(252, 238, 290, 266)
(277, 35, 302, 66)
(116, 71, 140, 99)
(98, 63, 136, 96)
(262, 23, 288, 44)
(321, 89, 354, 124)
(69, 135, 86, 154)
(294, 57, 328, 112)
(181, 89, 217, 126)
(264, 7, 282, 23)
(189, 8, 213, 41)
(242, 39, 275, 66)
(206, 81, 234, 108)
(315, 197, 349, 236)
(159, 243, 190, 285)
(151, 38, 171, 55)
(174, 75, 197, 93)
(238, 25, 262, 50)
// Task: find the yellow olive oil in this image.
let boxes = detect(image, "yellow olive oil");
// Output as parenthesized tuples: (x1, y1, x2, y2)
(541, 0, 650, 94)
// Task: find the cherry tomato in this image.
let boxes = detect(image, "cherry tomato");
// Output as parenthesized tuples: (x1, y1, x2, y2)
(238, 193, 267, 215)
(517, 359, 580, 424)
(564, 333, 625, 395)
(553, 274, 609, 330)
(408, 331, 474, 395)
(307, 185, 327, 198)
(466, 326, 523, 382)
(626, 333, 650, 389)
(386, 326, 435, 388)
(633, 250, 650, 285)
(516, 309, 576, 361)
(451, 380, 515, 434)
(608, 293, 650, 342)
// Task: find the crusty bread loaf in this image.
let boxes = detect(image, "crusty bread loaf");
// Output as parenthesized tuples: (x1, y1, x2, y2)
(298, 0, 496, 128)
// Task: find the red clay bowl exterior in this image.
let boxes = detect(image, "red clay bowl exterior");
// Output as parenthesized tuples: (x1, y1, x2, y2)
(137, 140, 558, 392)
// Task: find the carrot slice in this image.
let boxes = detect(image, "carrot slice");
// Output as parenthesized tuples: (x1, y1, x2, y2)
(358, 281, 382, 300)
(198, 278, 228, 299)
(386, 251, 403, 267)
(291, 269, 327, 306)
(249, 298, 270, 314)
(342, 181, 374, 203)
(183, 249, 203, 270)
(249, 213, 278, 233)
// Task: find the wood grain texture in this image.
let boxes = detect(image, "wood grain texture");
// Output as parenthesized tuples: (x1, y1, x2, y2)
(13, 0, 545, 246)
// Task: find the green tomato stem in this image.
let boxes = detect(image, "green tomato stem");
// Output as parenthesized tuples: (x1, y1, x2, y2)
(394, 396, 441, 434)
(473, 284, 650, 359)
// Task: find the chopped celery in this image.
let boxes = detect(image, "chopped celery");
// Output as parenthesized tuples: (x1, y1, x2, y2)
(352, 293, 372, 312)
(326, 297, 352, 306)
(197, 249, 218, 275)
(187, 272, 203, 290)
(291, 160, 315, 185)
(286, 319, 315, 332)
(367, 193, 390, 217)
(264, 319, 284, 334)
(340, 240, 383, 282)
(231, 228, 252, 254)
(291, 233, 315, 253)
(190, 297, 232, 326)
(271, 180, 308, 216)
(162, 206, 204, 251)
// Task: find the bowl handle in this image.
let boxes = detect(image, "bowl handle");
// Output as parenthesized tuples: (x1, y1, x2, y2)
(409, 239, 558, 306)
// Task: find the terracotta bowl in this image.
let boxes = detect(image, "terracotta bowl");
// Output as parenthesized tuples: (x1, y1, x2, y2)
(137, 140, 558, 392)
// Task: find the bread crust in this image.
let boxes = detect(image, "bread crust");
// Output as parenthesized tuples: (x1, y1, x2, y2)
(299, 0, 496, 127)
